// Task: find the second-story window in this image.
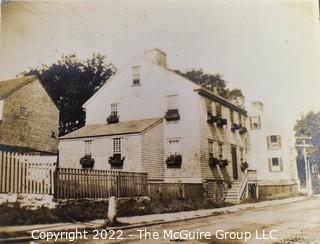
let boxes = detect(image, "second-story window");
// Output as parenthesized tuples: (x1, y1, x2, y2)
(84, 140, 92, 156)
(208, 140, 214, 158)
(111, 103, 118, 116)
(230, 109, 234, 124)
(250, 116, 261, 130)
(238, 113, 242, 126)
(216, 103, 222, 117)
(165, 95, 180, 121)
(218, 142, 224, 159)
(132, 66, 141, 85)
(267, 135, 281, 149)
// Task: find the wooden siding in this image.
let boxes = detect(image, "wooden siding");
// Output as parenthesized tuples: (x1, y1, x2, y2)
(59, 134, 142, 171)
(199, 96, 249, 182)
(141, 122, 164, 180)
(0, 79, 59, 153)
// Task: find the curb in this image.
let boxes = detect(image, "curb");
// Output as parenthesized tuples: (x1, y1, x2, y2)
(0, 196, 308, 243)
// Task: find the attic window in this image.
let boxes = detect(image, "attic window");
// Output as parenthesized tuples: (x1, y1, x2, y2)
(20, 106, 28, 118)
(132, 66, 141, 85)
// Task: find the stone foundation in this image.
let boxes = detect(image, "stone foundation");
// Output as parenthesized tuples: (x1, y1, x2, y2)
(0, 193, 56, 209)
(258, 184, 298, 200)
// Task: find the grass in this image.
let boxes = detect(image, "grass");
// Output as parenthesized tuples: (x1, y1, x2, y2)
(0, 197, 232, 226)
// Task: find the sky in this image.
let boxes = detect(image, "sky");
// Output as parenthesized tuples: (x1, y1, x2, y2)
(0, 0, 319, 134)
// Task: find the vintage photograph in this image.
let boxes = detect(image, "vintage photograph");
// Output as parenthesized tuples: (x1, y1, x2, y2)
(0, 0, 319, 243)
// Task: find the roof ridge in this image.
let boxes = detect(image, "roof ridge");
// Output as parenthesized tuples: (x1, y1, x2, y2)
(0, 76, 37, 99)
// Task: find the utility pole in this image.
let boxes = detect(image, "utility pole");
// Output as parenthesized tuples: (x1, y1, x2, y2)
(296, 136, 312, 197)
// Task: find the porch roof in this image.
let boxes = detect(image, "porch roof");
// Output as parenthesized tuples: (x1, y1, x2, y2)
(60, 118, 162, 140)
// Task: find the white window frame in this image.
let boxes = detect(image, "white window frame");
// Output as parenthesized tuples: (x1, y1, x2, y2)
(208, 139, 214, 157)
(132, 66, 141, 85)
(166, 95, 178, 110)
(250, 116, 261, 130)
(84, 140, 93, 156)
(267, 135, 281, 149)
(271, 157, 281, 172)
(111, 103, 118, 116)
(113, 137, 121, 154)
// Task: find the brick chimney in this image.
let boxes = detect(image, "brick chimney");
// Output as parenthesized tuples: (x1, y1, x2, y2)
(144, 49, 167, 68)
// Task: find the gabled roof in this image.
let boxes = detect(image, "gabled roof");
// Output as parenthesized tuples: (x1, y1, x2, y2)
(60, 118, 162, 140)
(0, 76, 36, 99)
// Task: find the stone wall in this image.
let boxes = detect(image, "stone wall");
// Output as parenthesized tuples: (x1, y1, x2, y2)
(0, 193, 56, 209)
(258, 183, 298, 200)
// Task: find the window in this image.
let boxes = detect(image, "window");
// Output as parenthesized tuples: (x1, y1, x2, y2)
(113, 138, 121, 154)
(240, 148, 244, 162)
(269, 157, 283, 172)
(20, 106, 28, 118)
(167, 95, 178, 110)
(218, 142, 224, 159)
(208, 140, 214, 157)
(250, 116, 261, 130)
(111, 103, 118, 116)
(272, 157, 279, 166)
(84, 140, 92, 156)
(216, 103, 222, 117)
(267, 135, 281, 149)
(238, 113, 242, 126)
(165, 95, 180, 121)
(168, 138, 180, 154)
(230, 109, 234, 124)
(132, 66, 141, 85)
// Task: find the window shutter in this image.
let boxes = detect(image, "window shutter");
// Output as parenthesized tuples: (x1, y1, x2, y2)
(268, 158, 272, 172)
(266, 136, 270, 149)
(277, 135, 282, 148)
(258, 116, 261, 129)
(279, 158, 284, 172)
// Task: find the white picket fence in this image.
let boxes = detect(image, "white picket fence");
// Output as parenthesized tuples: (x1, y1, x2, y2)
(0, 151, 57, 194)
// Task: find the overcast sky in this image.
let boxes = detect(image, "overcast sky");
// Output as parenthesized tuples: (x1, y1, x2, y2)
(0, 0, 319, 133)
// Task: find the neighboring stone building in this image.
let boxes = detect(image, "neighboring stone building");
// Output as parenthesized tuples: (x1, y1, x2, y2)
(0, 76, 59, 154)
(59, 49, 254, 201)
(247, 101, 298, 199)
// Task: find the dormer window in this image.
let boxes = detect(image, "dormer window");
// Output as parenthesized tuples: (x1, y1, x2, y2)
(132, 66, 141, 85)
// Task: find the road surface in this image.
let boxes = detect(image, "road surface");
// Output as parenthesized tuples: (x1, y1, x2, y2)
(41, 197, 320, 243)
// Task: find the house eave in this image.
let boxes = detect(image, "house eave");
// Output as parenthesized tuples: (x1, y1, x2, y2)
(59, 131, 141, 141)
(195, 88, 247, 116)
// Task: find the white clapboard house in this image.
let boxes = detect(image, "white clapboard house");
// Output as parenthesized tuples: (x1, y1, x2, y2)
(247, 101, 298, 199)
(59, 49, 256, 201)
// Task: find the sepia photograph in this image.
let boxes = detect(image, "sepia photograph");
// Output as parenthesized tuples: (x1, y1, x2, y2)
(0, 0, 319, 243)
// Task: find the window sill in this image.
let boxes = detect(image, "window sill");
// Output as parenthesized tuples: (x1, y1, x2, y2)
(131, 84, 142, 87)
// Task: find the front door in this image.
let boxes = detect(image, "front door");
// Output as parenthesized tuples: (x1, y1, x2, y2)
(231, 146, 238, 180)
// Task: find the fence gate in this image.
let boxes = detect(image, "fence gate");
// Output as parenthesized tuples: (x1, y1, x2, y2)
(0, 151, 56, 194)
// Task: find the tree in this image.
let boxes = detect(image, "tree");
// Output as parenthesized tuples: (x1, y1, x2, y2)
(294, 111, 320, 185)
(21, 54, 116, 136)
(175, 68, 244, 102)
